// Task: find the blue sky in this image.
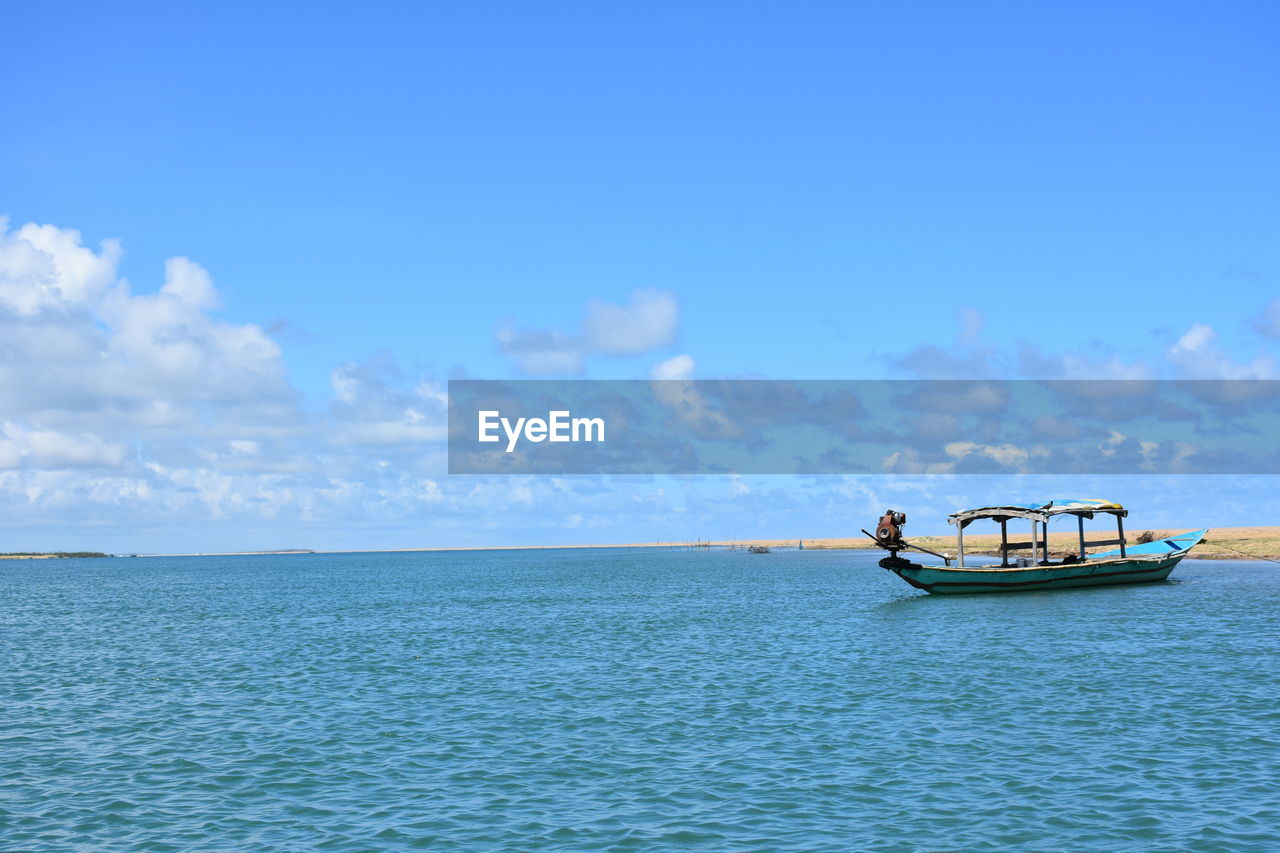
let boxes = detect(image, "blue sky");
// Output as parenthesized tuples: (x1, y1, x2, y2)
(3, 1, 1278, 551)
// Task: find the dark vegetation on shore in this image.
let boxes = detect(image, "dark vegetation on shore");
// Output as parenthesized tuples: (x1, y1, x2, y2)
(1, 552, 110, 559)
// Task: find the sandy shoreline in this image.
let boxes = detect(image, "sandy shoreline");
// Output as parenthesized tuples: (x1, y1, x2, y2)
(11, 527, 1277, 561)
(90, 525, 1279, 560)
(711, 525, 1280, 561)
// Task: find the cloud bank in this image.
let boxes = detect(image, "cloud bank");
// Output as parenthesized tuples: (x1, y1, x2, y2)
(0, 221, 446, 549)
(3, 221, 1277, 552)
(0, 222, 706, 552)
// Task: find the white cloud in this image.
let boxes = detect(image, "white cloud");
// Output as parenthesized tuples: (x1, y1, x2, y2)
(0, 219, 317, 529)
(159, 256, 218, 309)
(881, 449, 956, 475)
(104, 264, 284, 401)
(328, 357, 449, 446)
(944, 441, 1033, 469)
(0, 219, 121, 314)
(651, 353, 695, 380)
(495, 327, 584, 376)
(651, 374, 740, 440)
(1167, 323, 1276, 379)
(583, 288, 678, 354)
(1, 221, 290, 424)
(1172, 323, 1213, 355)
(0, 423, 128, 469)
(496, 288, 680, 375)
(0, 220, 483, 548)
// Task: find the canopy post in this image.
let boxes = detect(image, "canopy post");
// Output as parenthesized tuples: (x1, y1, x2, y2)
(1041, 520, 1049, 564)
(957, 524, 966, 568)
(1077, 515, 1085, 560)
(1117, 514, 1127, 557)
(1000, 520, 1009, 567)
(1030, 519, 1038, 565)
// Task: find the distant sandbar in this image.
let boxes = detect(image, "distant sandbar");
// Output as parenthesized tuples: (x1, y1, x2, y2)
(128, 526, 1280, 561)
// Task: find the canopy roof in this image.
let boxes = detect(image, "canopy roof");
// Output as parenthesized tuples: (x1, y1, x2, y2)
(949, 498, 1126, 526)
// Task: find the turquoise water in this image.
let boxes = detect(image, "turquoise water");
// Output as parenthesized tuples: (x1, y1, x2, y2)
(4, 548, 1279, 851)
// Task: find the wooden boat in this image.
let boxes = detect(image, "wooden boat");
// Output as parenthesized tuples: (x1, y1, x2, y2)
(866, 500, 1206, 594)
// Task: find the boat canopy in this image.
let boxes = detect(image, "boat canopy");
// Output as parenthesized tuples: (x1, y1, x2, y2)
(949, 498, 1126, 527)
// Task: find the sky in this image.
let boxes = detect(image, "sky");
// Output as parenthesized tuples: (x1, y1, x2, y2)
(3, 1, 1278, 552)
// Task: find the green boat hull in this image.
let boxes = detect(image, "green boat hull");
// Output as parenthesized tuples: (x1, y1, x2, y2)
(882, 554, 1186, 595)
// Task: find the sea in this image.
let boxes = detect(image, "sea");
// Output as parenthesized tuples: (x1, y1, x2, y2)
(4, 547, 1279, 851)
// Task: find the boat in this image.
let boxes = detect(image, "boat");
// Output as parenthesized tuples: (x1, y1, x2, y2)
(864, 499, 1206, 594)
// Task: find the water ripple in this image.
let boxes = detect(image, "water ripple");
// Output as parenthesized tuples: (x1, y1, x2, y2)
(3, 550, 1279, 850)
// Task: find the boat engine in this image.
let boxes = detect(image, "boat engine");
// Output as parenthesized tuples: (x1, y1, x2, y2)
(874, 510, 907, 551)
